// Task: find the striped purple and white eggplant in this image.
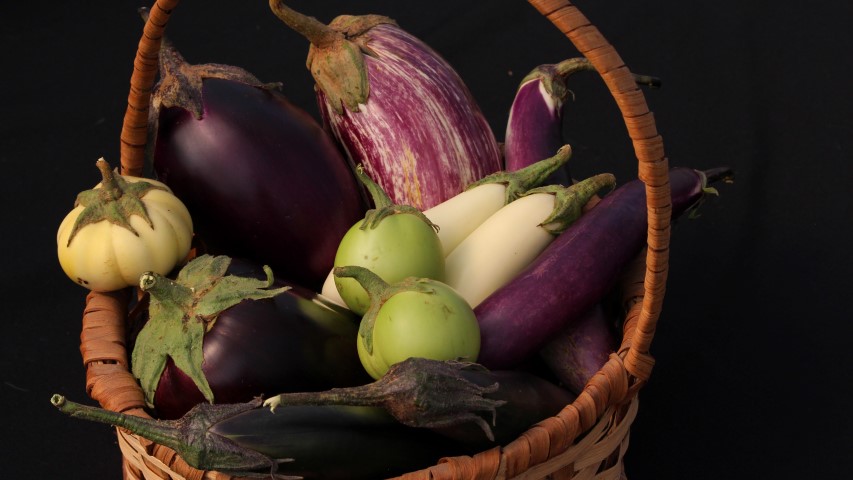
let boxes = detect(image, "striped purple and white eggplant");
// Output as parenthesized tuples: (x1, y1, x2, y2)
(269, 2, 502, 210)
(504, 58, 661, 184)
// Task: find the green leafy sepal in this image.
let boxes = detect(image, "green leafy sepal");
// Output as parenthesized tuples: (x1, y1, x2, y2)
(131, 254, 290, 407)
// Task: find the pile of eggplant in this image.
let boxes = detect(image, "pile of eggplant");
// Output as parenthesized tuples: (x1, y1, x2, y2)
(54, 3, 731, 479)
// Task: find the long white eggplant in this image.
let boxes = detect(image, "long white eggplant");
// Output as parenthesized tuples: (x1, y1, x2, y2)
(320, 147, 575, 306)
(444, 173, 615, 309)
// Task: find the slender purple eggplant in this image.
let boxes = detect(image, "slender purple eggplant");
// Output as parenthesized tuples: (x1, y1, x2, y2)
(475, 167, 732, 369)
(264, 357, 576, 448)
(52, 395, 464, 480)
(130, 255, 371, 420)
(504, 58, 661, 184)
(268, 2, 502, 210)
(150, 39, 367, 291)
(52, 358, 575, 478)
(538, 303, 618, 395)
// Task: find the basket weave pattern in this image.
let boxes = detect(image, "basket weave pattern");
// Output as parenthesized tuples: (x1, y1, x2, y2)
(78, 0, 671, 478)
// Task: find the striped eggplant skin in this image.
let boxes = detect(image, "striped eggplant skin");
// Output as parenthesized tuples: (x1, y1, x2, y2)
(474, 168, 718, 369)
(315, 23, 503, 211)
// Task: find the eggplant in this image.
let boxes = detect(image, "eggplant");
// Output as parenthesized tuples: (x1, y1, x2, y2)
(150, 39, 367, 291)
(269, 2, 502, 210)
(504, 58, 661, 184)
(538, 303, 619, 395)
(431, 366, 577, 448)
(474, 167, 733, 369)
(264, 357, 576, 449)
(131, 255, 372, 420)
(504, 59, 594, 185)
(51, 395, 463, 480)
(210, 405, 464, 479)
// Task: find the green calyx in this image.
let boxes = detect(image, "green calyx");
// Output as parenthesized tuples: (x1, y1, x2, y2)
(467, 145, 574, 205)
(355, 164, 438, 233)
(268, 1, 396, 114)
(333, 266, 437, 354)
(525, 173, 616, 234)
(519, 57, 595, 104)
(50, 394, 293, 477)
(154, 36, 281, 120)
(131, 254, 290, 407)
(517, 56, 661, 105)
(67, 158, 166, 247)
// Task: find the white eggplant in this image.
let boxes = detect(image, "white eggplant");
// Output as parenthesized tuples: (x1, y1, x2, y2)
(445, 173, 615, 308)
(320, 147, 574, 305)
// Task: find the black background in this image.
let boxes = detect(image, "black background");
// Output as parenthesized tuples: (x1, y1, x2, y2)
(3, 0, 851, 478)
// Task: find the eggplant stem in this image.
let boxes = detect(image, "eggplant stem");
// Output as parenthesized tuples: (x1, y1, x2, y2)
(533, 172, 617, 235)
(333, 265, 389, 306)
(264, 358, 505, 441)
(551, 57, 661, 88)
(468, 144, 573, 204)
(51, 394, 184, 449)
(268, 0, 341, 47)
(95, 158, 122, 200)
(355, 164, 394, 210)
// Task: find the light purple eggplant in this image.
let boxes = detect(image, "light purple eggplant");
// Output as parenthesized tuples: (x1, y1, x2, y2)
(504, 58, 661, 184)
(269, 2, 502, 210)
(538, 303, 618, 396)
(474, 167, 732, 369)
(150, 39, 367, 291)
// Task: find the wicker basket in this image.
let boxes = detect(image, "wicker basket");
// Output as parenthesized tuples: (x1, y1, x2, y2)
(79, 0, 671, 478)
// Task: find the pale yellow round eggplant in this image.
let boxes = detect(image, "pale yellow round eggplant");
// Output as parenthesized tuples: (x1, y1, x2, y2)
(57, 160, 193, 292)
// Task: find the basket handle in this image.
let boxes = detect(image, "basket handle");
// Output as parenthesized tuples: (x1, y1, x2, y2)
(528, 0, 670, 383)
(118, 0, 180, 177)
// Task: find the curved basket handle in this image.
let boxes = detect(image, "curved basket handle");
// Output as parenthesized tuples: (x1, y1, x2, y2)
(528, 0, 671, 383)
(119, 0, 180, 177)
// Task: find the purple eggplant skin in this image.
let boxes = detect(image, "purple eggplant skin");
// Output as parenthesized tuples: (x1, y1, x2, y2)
(432, 368, 577, 449)
(504, 59, 662, 186)
(210, 404, 468, 480)
(153, 75, 367, 291)
(475, 167, 729, 369)
(503, 60, 589, 186)
(149, 259, 372, 420)
(538, 303, 619, 396)
(270, 4, 502, 211)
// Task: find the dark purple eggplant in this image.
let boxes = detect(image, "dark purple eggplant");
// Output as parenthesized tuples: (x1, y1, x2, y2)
(538, 303, 619, 395)
(130, 255, 371, 420)
(474, 167, 732, 369)
(504, 58, 661, 184)
(150, 39, 367, 291)
(269, 2, 502, 211)
(431, 366, 577, 448)
(264, 357, 576, 449)
(52, 395, 463, 480)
